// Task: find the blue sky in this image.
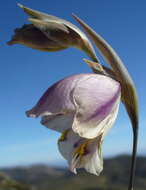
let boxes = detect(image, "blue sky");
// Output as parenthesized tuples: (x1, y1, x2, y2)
(1, 0, 146, 167)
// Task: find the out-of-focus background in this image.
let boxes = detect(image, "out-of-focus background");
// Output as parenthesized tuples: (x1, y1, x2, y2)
(1, 0, 146, 189)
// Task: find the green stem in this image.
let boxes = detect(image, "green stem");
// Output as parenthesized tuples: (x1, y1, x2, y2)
(128, 125, 139, 190)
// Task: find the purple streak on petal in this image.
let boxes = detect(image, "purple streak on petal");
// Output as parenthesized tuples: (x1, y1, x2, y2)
(86, 85, 121, 122)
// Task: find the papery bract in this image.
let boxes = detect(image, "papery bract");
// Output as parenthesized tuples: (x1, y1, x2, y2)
(7, 4, 97, 61)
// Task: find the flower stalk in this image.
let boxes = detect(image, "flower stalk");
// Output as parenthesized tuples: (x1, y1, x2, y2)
(72, 14, 139, 190)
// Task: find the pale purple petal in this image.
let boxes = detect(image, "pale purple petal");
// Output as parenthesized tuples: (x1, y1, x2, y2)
(26, 74, 120, 138)
(71, 74, 121, 138)
(58, 129, 81, 162)
(41, 113, 74, 132)
(26, 74, 86, 117)
(72, 84, 121, 138)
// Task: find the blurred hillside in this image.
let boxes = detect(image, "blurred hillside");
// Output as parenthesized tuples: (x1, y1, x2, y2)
(0, 155, 146, 190)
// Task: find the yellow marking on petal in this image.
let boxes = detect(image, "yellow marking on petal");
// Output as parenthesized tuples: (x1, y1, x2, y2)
(58, 129, 70, 142)
(73, 137, 103, 160)
(73, 140, 90, 158)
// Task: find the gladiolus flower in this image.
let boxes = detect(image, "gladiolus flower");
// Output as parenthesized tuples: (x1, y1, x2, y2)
(26, 73, 121, 174)
(7, 5, 139, 188)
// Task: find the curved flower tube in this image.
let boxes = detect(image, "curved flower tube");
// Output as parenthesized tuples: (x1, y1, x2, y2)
(26, 74, 121, 139)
